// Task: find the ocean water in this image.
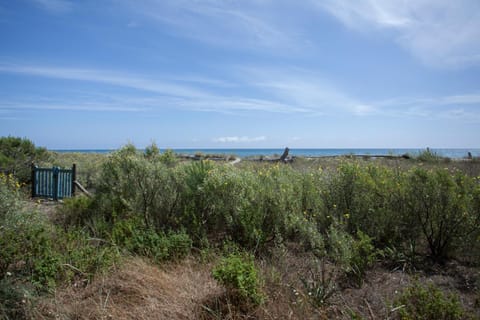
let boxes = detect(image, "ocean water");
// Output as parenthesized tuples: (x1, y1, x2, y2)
(53, 148, 480, 159)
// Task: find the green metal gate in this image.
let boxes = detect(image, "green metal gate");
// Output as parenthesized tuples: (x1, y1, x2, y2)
(31, 164, 76, 200)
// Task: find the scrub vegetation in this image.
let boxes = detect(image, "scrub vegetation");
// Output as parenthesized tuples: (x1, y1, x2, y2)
(1, 137, 479, 319)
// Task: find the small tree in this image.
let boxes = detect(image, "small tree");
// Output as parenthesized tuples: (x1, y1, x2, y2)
(0, 136, 49, 182)
(405, 168, 479, 262)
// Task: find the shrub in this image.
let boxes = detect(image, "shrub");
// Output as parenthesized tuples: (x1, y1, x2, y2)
(60, 229, 118, 280)
(96, 144, 179, 229)
(321, 162, 406, 248)
(414, 148, 445, 163)
(212, 253, 264, 306)
(0, 136, 49, 183)
(394, 281, 465, 320)
(0, 210, 60, 289)
(0, 173, 21, 223)
(111, 218, 191, 262)
(159, 149, 177, 166)
(57, 196, 96, 228)
(327, 227, 376, 286)
(404, 168, 479, 262)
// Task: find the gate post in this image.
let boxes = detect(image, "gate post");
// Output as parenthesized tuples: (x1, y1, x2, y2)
(53, 167, 59, 201)
(71, 163, 76, 196)
(31, 163, 36, 198)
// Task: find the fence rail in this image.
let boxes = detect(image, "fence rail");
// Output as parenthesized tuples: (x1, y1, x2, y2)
(31, 164, 76, 200)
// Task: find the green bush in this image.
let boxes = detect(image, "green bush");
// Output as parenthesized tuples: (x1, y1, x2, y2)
(0, 136, 49, 183)
(212, 253, 264, 306)
(321, 162, 406, 248)
(394, 281, 465, 320)
(414, 148, 445, 163)
(111, 218, 191, 262)
(57, 196, 96, 228)
(60, 229, 118, 280)
(327, 227, 376, 286)
(0, 173, 21, 223)
(405, 168, 479, 262)
(0, 210, 60, 289)
(96, 144, 181, 231)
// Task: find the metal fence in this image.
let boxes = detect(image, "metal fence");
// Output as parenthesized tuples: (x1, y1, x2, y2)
(31, 164, 76, 200)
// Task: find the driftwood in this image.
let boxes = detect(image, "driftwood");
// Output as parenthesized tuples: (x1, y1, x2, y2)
(250, 147, 293, 163)
(74, 180, 92, 198)
(279, 147, 290, 162)
(303, 154, 410, 160)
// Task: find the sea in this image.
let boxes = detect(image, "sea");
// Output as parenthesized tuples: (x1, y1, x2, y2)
(52, 148, 480, 159)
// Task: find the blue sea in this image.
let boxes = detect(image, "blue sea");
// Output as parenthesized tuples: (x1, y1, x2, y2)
(53, 148, 480, 159)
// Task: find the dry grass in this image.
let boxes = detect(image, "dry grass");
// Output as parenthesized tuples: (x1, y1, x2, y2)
(36, 257, 222, 320)
(32, 249, 480, 320)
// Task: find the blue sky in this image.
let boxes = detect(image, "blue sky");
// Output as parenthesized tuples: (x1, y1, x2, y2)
(0, 0, 479, 149)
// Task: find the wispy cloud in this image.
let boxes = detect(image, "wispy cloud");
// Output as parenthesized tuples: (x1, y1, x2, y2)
(213, 136, 266, 143)
(0, 64, 209, 99)
(0, 63, 305, 114)
(119, 0, 302, 52)
(314, 0, 480, 67)
(0, 100, 149, 113)
(1, 63, 479, 122)
(236, 66, 374, 116)
(118, 0, 480, 67)
(31, 0, 72, 14)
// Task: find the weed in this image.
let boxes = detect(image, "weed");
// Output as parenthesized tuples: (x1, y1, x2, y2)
(212, 253, 264, 306)
(300, 258, 337, 307)
(394, 281, 465, 320)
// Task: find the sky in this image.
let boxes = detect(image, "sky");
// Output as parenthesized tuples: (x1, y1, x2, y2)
(0, 0, 479, 149)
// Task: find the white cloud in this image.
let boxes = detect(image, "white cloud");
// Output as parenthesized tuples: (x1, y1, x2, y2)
(31, 0, 72, 14)
(0, 63, 306, 114)
(237, 66, 369, 116)
(1, 63, 479, 122)
(0, 64, 209, 99)
(214, 136, 266, 143)
(314, 0, 480, 67)
(0, 101, 148, 113)
(119, 0, 302, 53)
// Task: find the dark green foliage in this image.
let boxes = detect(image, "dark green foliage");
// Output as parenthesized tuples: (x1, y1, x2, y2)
(0, 278, 34, 320)
(395, 281, 465, 320)
(405, 168, 479, 262)
(57, 196, 96, 228)
(89, 144, 480, 265)
(414, 148, 446, 163)
(0, 209, 60, 289)
(0, 136, 49, 182)
(111, 218, 191, 262)
(212, 253, 264, 306)
(322, 162, 406, 248)
(327, 227, 377, 286)
(60, 229, 118, 280)
(159, 149, 177, 166)
(144, 142, 160, 159)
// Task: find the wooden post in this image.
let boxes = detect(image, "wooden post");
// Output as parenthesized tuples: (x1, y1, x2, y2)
(31, 163, 36, 198)
(53, 167, 59, 201)
(72, 163, 76, 196)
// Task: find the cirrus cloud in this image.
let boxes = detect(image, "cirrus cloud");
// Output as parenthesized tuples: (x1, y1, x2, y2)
(213, 136, 266, 143)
